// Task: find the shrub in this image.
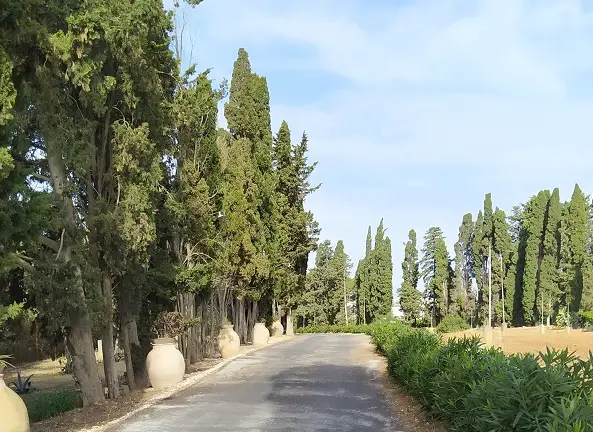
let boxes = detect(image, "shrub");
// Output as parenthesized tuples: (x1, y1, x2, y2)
(295, 324, 370, 334)
(435, 315, 470, 334)
(22, 388, 82, 422)
(372, 324, 593, 431)
(578, 311, 593, 327)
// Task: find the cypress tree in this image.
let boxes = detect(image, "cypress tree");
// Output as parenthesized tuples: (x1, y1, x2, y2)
(537, 188, 562, 323)
(399, 229, 422, 324)
(420, 227, 450, 324)
(521, 190, 550, 324)
(355, 226, 373, 324)
(472, 211, 485, 323)
(492, 208, 511, 325)
(453, 213, 474, 316)
(559, 184, 587, 312)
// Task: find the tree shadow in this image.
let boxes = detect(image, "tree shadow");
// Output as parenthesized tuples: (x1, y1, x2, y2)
(263, 364, 400, 432)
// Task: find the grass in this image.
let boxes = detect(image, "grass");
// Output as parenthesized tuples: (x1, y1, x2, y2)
(21, 388, 82, 422)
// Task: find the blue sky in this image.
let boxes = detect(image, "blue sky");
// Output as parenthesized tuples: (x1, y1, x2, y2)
(166, 0, 593, 295)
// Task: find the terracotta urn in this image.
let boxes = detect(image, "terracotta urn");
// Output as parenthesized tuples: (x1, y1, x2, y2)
(0, 373, 30, 432)
(252, 322, 270, 346)
(146, 337, 186, 390)
(218, 323, 240, 359)
(270, 320, 284, 337)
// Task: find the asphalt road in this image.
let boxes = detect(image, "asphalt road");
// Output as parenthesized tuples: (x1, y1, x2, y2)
(109, 334, 403, 432)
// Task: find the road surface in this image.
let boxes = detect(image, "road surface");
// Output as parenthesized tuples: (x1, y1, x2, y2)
(108, 334, 403, 432)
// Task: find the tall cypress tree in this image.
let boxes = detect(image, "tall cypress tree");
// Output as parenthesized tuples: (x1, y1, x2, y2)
(492, 208, 511, 325)
(453, 213, 474, 316)
(521, 190, 550, 324)
(399, 229, 421, 324)
(355, 227, 373, 324)
(420, 227, 450, 324)
(559, 184, 587, 312)
(537, 188, 562, 323)
(472, 211, 485, 323)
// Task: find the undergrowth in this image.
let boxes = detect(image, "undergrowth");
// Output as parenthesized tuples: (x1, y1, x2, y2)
(22, 388, 82, 422)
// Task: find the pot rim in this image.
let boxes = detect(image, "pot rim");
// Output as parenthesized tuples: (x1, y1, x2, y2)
(151, 337, 177, 346)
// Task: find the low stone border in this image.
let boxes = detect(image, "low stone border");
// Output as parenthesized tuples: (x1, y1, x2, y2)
(80, 335, 295, 432)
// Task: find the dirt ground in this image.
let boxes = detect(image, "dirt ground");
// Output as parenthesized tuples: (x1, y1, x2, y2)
(446, 326, 593, 359)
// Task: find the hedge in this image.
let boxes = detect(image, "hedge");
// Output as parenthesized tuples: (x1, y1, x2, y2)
(299, 322, 593, 431)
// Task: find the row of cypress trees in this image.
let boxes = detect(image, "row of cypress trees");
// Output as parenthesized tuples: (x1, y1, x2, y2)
(399, 184, 593, 327)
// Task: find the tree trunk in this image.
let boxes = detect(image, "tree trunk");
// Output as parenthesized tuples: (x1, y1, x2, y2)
(247, 300, 258, 343)
(47, 149, 104, 405)
(233, 298, 248, 344)
(285, 308, 294, 336)
(101, 273, 120, 399)
(68, 312, 105, 405)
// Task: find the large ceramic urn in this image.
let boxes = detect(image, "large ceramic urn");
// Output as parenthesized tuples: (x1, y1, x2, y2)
(252, 322, 270, 346)
(0, 373, 30, 432)
(270, 320, 284, 337)
(146, 338, 186, 390)
(218, 323, 240, 359)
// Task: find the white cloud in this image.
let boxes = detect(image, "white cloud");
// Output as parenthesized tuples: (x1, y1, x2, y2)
(177, 0, 593, 296)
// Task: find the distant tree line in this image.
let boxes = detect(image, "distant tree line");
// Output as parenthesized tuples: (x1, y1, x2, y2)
(398, 185, 593, 327)
(297, 220, 393, 326)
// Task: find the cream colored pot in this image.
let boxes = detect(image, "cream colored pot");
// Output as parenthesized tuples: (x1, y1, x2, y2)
(218, 324, 240, 358)
(270, 320, 284, 337)
(252, 322, 270, 346)
(146, 338, 186, 390)
(0, 374, 30, 432)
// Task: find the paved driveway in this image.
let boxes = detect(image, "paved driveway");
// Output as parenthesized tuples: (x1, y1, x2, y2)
(109, 334, 403, 432)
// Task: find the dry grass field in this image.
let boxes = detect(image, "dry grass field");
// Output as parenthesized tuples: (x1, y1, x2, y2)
(446, 326, 593, 359)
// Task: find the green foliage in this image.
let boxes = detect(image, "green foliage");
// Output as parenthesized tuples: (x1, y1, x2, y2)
(295, 324, 370, 334)
(435, 315, 469, 334)
(399, 229, 422, 324)
(11, 371, 36, 394)
(420, 226, 450, 324)
(579, 310, 593, 327)
(0, 354, 12, 369)
(367, 322, 593, 432)
(23, 389, 82, 423)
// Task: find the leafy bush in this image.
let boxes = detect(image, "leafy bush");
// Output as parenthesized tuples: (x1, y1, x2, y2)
(295, 324, 370, 334)
(369, 323, 593, 432)
(22, 389, 82, 422)
(435, 315, 470, 334)
(579, 311, 593, 327)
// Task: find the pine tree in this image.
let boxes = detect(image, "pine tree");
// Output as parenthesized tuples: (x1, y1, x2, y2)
(399, 229, 422, 324)
(420, 227, 450, 324)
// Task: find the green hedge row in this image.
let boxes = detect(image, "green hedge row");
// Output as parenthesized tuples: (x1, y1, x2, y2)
(295, 324, 371, 334)
(298, 322, 593, 431)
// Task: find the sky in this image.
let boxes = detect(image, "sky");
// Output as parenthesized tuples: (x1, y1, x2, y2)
(166, 0, 593, 299)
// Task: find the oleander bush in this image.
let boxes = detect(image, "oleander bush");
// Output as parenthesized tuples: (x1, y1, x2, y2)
(298, 321, 593, 430)
(435, 315, 470, 334)
(368, 322, 593, 432)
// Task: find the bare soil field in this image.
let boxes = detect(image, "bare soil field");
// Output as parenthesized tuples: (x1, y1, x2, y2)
(446, 326, 593, 359)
